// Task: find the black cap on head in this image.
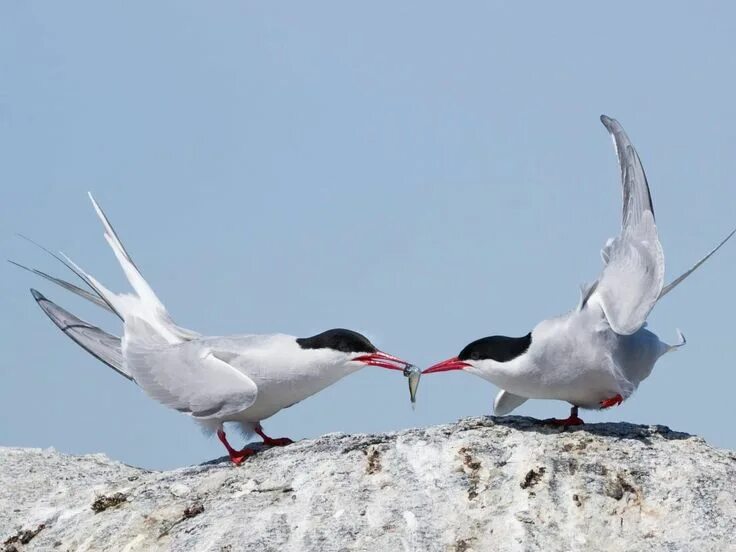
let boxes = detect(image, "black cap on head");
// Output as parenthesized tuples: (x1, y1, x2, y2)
(458, 333, 532, 363)
(297, 328, 378, 354)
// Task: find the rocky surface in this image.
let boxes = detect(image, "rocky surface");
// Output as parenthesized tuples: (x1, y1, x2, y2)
(2, 416, 735, 551)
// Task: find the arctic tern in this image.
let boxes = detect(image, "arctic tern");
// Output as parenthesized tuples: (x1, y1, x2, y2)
(13, 195, 413, 463)
(424, 115, 735, 425)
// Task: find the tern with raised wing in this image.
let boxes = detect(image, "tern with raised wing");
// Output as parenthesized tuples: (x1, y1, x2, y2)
(424, 115, 735, 425)
(13, 195, 412, 463)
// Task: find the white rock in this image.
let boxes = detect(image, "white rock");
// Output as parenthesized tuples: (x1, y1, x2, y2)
(169, 483, 190, 498)
(1, 416, 735, 551)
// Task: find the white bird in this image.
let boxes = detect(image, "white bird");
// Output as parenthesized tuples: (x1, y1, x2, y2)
(423, 115, 735, 425)
(12, 194, 412, 463)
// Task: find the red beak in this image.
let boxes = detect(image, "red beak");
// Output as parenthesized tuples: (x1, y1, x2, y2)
(423, 356, 469, 374)
(353, 351, 411, 371)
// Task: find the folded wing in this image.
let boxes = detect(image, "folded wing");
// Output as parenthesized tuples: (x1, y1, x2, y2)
(124, 317, 257, 419)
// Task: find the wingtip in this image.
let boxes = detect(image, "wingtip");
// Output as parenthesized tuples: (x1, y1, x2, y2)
(30, 288, 46, 301)
(88, 191, 101, 211)
(600, 114, 618, 130)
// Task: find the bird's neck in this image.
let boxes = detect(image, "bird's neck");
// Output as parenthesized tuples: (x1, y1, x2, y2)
(467, 352, 533, 390)
(280, 357, 361, 403)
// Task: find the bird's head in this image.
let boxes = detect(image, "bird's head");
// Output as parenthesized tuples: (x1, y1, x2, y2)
(423, 333, 532, 375)
(296, 328, 411, 371)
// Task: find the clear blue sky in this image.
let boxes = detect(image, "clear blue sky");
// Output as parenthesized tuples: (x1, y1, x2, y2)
(1, 2, 735, 470)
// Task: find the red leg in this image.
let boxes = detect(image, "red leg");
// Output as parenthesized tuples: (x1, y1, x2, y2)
(217, 429, 256, 465)
(546, 405, 585, 426)
(255, 423, 294, 447)
(600, 394, 624, 409)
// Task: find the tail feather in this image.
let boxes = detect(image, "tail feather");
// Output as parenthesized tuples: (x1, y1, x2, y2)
(60, 251, 128, 320)
(85, 194, 199, 342)
(16, 234, 123, 319)
(18, 194, 199, 357)
(17, 194, 200, 382)
(659, 226, 736, 300)
(671, 328, 686, 350)
(88, 193, 166, 313)
(9, 259, 113, 312)
(663, 328, 687, 356)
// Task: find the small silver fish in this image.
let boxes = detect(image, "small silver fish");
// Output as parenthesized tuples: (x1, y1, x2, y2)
(403, 364, 422, 409)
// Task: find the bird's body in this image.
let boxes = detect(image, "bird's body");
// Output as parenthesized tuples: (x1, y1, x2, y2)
(425, 115, 734, 422)
(200, 335, 363, 424)
(469, 309, 673, 411)
(15, 196, 411, 462)
(125, 331, 365, 431)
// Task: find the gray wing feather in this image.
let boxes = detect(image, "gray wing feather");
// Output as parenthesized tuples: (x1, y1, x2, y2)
(125, 317, 257, 419)
(30, 289, 131, 381)
(591, 117, 665, 335)
(600, 115, 655, 226)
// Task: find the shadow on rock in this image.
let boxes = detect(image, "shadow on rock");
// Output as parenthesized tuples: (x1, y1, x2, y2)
(487, 415, 693, 444)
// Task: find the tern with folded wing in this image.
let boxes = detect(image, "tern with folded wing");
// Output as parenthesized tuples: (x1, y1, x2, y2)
(12, 195, 412, 463)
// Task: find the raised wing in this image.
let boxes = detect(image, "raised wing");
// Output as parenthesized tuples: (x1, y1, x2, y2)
(30, 288, 130, 380)
(601, 115, 656, 227)
(125, 317, 257, 419)
(589, 116, 665, 335)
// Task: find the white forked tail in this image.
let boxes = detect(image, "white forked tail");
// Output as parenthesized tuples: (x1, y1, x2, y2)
(658, 328, 687, 358)
(87, 193, 166, 317)
(83, 193, 199, 344)
(659, 227, 736, 300)
(12, 194, 200, 348)
(667, 329, 687, 353)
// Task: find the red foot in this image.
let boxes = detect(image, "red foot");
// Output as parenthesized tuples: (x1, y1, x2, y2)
(217, 429, 257, 465)
(547, 415, 585, 426)
(600, 394, 623, 409)
(229, 447, 257, 465)
(255, 424, 294, 447)
(545, 406, 585, 426)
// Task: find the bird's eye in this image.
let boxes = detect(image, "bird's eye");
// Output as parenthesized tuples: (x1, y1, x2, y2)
(471, 352, 480, 361)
